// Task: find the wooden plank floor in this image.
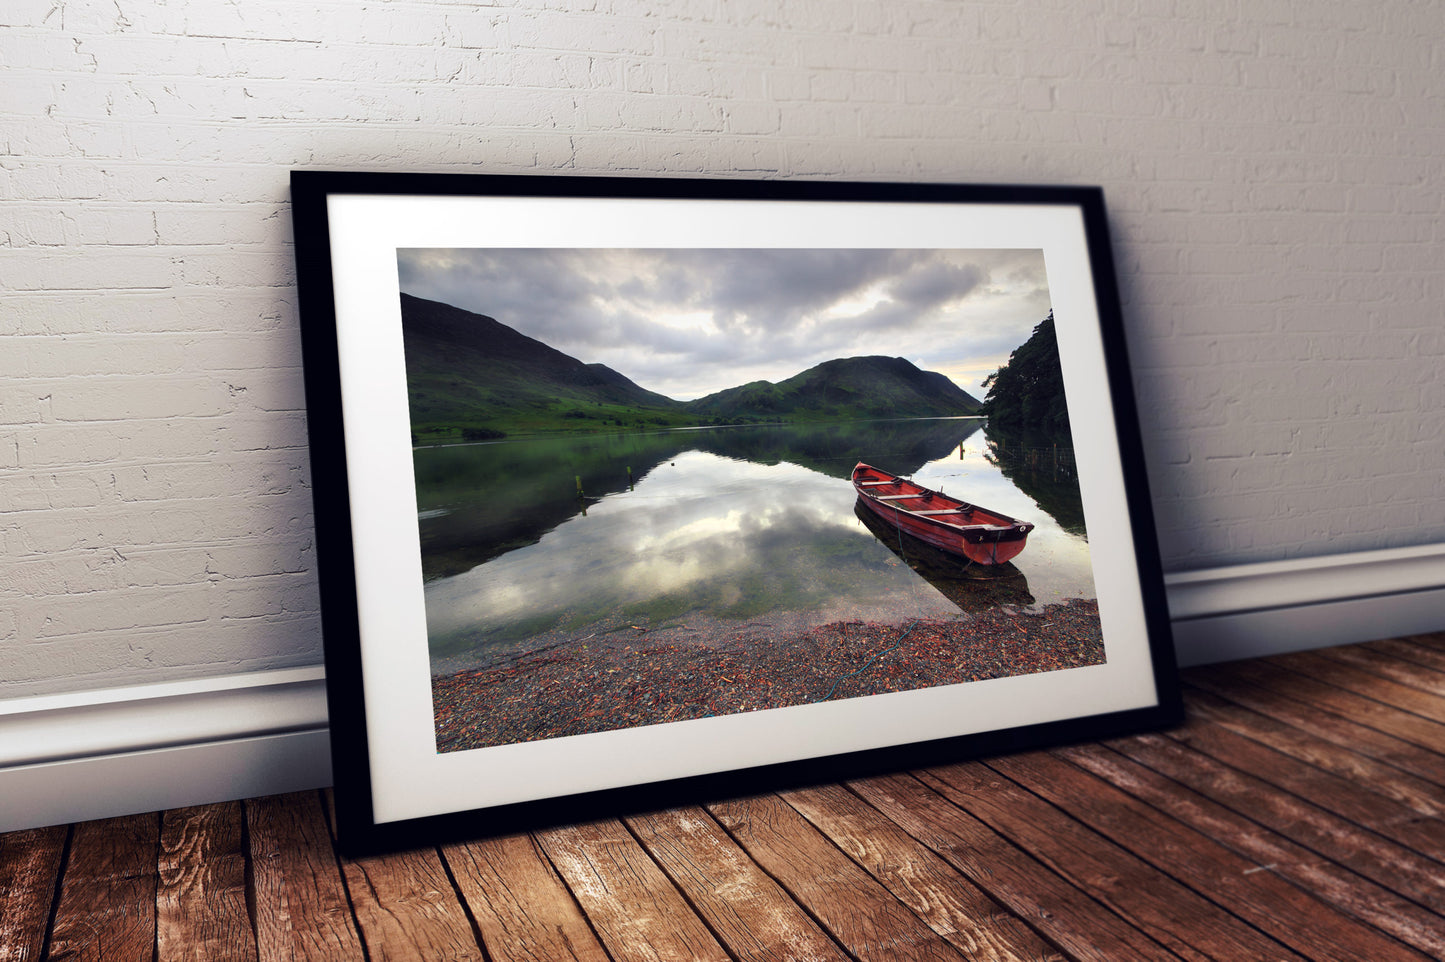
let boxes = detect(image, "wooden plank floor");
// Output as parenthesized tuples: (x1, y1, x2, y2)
(4, 633, 1445, 961)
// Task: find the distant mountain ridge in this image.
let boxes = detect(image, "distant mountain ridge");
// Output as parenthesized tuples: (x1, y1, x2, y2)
(398, 293, 981, 436)
(688, 355, 980, 420)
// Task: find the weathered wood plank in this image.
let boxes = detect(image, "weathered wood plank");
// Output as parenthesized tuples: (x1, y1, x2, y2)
(1107, 731, 1445, 914)
(1183, 668, 1445, 788)
(1317, 643, 1445, 696)
(993, 750, 1432, 962)
(441, 831, 610, 962)
(46, 813, 159, 962)
(537, 819, 730, 962)
(1059, 741, 1445, 959)
(1400, 630, 1445, 651)
(1166, 716, 1445, 861)
(626, 805, 853, 962)
(339, 845, 484, 961)
(847, 772, 1180, 960)
(708, 792, 967, 961)
(1362, 636, 1445, 674)
(8, 635, 1445, 961)
(780, 782, 1066, 962)
(1272, 649, 1445, 725)
(1183, 687, 1445, 814)
(1195, 658, 1445, 754)
(156, 801, 257, 962)
(918, 761, 1305, 961)
(0, 824, 67, 962)
(247, 791, 366, 961)
(322, 789, 482, 961)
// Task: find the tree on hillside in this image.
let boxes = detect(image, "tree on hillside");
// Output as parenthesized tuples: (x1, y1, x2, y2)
(980, 311, 1070, 434)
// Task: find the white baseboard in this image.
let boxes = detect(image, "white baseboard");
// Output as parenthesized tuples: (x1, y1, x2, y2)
(2, 544, 1442, 833)
(1165, 542, 1445, 667)
(0, 667, 331, 833)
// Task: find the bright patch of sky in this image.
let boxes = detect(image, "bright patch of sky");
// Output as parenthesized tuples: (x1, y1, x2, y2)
(397, 248, 1051, 401)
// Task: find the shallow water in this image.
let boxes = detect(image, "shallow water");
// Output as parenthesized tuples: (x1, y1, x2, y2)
(414, 418, 1095, 669)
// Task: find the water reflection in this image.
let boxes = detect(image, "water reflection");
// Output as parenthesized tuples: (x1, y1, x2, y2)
(417, 418, 1096, 670)
(983, 425, 1086, 536)
(413, 417, 984, 580)
(852, 501, 1035, 612)
(425, 452, 958, 660)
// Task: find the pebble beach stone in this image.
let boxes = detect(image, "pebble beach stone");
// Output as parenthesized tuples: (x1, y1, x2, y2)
(432, 597, 1104, 752)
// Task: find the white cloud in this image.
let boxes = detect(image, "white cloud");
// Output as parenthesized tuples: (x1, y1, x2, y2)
(397, 247, 1051, 399)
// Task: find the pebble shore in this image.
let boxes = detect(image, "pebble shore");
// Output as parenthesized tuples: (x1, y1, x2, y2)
(432, 597, 1104, 752)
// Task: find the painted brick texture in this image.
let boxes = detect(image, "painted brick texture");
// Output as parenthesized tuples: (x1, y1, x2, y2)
(3, 0, 1442, 696)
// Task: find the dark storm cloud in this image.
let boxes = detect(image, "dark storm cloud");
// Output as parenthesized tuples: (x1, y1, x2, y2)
(397, 247, 1049, 399)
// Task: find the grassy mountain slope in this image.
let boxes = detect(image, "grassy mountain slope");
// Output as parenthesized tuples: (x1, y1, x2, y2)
(400, 294, 981, 438)
(685, 355, 981, 421)
(400, 293, 684, 438)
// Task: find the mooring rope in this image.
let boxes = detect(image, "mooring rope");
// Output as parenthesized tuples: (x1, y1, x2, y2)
(821, 619, 921, 701)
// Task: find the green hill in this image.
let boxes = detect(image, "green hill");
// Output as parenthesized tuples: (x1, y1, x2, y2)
(399, 294, 982, 439)
(685, 355, 981, 421)
(399, 293, 685, 439)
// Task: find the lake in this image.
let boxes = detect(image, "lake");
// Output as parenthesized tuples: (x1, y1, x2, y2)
(413, 417, 1096, 675)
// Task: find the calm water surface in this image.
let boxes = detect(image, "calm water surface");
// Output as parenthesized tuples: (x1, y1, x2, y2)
(415, 418, 1095, 670)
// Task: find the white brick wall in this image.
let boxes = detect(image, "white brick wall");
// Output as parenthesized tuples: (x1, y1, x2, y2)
(3, 0, 1443, 697)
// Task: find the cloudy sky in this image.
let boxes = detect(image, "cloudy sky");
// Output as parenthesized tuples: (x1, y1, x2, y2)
(397, 248, 1052, 401)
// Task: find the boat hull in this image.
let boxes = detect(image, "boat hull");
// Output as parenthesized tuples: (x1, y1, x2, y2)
(851, 462, 1033, 566)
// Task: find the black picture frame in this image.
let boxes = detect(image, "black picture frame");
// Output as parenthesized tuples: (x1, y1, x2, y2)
(291, 170, 1181, 854)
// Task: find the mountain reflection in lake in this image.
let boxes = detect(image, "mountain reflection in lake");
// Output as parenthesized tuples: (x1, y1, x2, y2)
(418, 418, 1096, 672)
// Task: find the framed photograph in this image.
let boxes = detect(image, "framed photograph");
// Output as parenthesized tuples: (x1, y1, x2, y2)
(291, 171, 1181, 852)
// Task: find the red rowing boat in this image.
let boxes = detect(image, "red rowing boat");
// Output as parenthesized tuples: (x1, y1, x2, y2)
(852, 462, 1034, 565)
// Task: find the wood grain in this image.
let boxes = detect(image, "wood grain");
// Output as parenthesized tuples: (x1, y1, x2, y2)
(1317, 642, 1445, 695)
(846, 772, 1179, 961)
(1361, 636, 1445, 674)
(709, 792, 967, 961)
(1401, 630, 1445, 650)
(993, 749, 1432, 962)
(1165, 715, 1445, 860)
(0, 824, 67, 962)
(248, 791, 366, 961)
(1059, 741, 1445, 959)
(627, 805, 852, 962)
(46, 813, 159, 962)
(4, 635, 1445, 962)
(339, 845, 483, 961)
(1196, 658, 1445, 753)
(1273, 650, 1445, 725)
(1184, 686, 1445, 814)
(1183, 667, 1445, 787)
(918, 760, 1304, 961)
(156, 801, 257, 962)
(441, 831, 610, 962)
(537, 819, 730, 962)
(1107, 730, 1445, 914)
(780, 782, 1065, 962)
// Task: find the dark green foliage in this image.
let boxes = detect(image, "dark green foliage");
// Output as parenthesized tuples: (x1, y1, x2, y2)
(399, 293, 687, 439)
(980, 312, 1070, 434)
